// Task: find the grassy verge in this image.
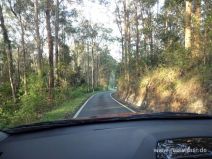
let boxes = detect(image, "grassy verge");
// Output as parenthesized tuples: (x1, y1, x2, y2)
(41, 90, 96, 121)
(0, 85, 100, 129)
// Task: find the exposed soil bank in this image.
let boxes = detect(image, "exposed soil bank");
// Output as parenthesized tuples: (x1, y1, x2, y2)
(116, 67, 212, 114)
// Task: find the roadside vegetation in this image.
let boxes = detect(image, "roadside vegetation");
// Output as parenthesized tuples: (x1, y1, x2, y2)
(0, 0, 116, 129)
(41, 88, 96, 121)
(115, 0, 212, 114)
(0, 85, 97, 129)
(0, 0, 212, 129)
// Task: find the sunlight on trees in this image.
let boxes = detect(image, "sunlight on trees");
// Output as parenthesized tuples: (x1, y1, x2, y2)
(115, 0, 211, 114)
(0, 0, 116, 128)
(0, 0, 211, 128)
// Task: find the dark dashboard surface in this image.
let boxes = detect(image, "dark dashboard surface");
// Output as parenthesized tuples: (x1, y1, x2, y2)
(0, 119, 212, 159)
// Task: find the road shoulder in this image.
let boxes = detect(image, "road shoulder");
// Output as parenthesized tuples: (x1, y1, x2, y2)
(73, 93, 96, 118)
(110, 93, 136, 113)
(111, 93, 137, 113)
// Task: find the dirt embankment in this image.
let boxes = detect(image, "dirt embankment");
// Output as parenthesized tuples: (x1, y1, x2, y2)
(116, 67, 212, 114)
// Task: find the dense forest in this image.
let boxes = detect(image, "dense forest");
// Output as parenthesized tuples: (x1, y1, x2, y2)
(0, 0, 116, 128)
(115, 0, 211, 114)
(0, 0, 212, 128)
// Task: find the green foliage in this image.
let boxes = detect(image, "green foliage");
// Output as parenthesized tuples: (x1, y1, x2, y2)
(0, 0, 112, 130)
(0, 83, 16, 128)
(0, 71, 98, 129)
(0, 82, 13, 108)
(0, 109, 10, 129)
(0, 79, 14, 128)
(59, 43, 71, 65)
(0, 82, 18, 117)
(69, 86, 87, 98)
(160, 45, 190, 68)
(10, 75, 47, 126)
(41, 87, 95, 121)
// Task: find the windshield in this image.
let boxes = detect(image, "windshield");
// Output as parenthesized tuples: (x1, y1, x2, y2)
(0, 0, 211, 129)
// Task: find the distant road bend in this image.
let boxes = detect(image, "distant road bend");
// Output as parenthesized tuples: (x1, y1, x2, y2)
(74, 92, 135, 118)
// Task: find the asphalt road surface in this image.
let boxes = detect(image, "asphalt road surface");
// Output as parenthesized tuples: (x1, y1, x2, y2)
(74, 92, 135, 118)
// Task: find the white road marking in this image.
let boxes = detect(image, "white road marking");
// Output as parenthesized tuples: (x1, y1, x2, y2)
(110, 93, 136, 113)
(73, 94, 96, 118)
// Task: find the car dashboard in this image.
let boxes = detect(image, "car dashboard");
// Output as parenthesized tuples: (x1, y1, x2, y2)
(0, 119, 212, 159)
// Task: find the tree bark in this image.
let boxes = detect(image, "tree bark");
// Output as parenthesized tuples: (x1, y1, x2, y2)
(34, 0, 43, 77)
(96, 54, 99, 88)
(123, 0, 129, 80)
(115, 3, 124, 73)
(0, 5, 16, 102)
(91, 42, 94, 92)
(193, 0, 201, 59)
(9, 3, 28, 95)
(135, 4, 140, 74)
(203, 0, 211, 65)
(185, 0, 192, 49)
(17, 47, 20, 88)
(87, 42, 90, 92)
(20, 16, 27, 95)
(55, 0, 59, 85)
(139, 2, 148, 63)
(45, 0, 54, 99)
(149, 11, 153, 57)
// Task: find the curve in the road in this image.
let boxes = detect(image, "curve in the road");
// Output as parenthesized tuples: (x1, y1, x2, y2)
(74, 92, 135, 118)
(110, 93, 136, 113)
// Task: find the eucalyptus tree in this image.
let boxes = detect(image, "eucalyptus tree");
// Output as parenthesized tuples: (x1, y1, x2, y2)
(34, 0, 43, 77)
(192, 0, 201, 60)
(45, 0, 54, 99)
(114, 1, 124, 73)
(54, 0, 60, 85)
(114, 0, 158, 77)
(8, 0, 34, 95)
(0, 4, 16, 102)
(202, 1, 212, 64)
(185, 0, 191, 49)
(54, 1, 78, 86)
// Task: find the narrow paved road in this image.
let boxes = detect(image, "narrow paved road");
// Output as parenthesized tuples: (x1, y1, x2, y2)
(74, 92, 135, 118)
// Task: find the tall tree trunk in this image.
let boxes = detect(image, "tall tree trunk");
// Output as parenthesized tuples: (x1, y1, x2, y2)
(91, 42, 94, 92)
(96, 54, 100, 88)
(164, 11, 169, 49)
(55, 0, 59, 85)
(135, 4, 140, 74)
(123, 0, 129, 80)
(115, 3, 124, 73)
(20, 16, 27, 95)
(185, 0, 192, 49)
(97, 54, 100, 87)
(146, 8, 153, 65)
(139, 2, 148, 64)
(9, 4, 28, 95)
(127, 14, 131, 78)
(17, 47, 20, 88)
(203, 1, 211, 65)
(0, 47, 8, 82)
(149, 12, 154, 57)
(193, 0, 201, 60)
(45, 0, 54, 99)
(34, 0, 43, 77)
(87, 42, 90, 92)
(0, 5, 16, 102)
